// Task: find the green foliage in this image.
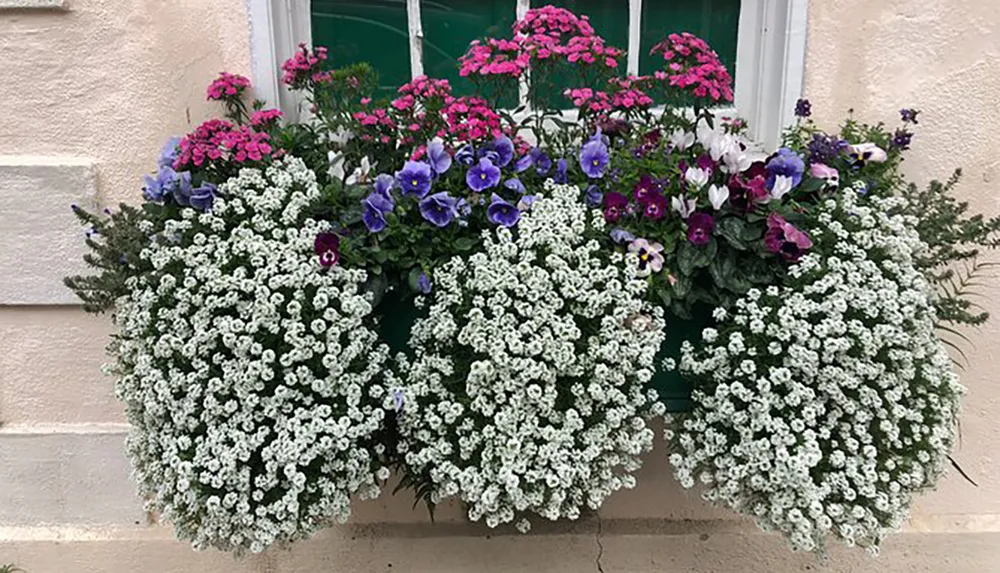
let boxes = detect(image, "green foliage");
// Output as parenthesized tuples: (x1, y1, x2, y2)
(63, 203, 164, 315)
(0, 565, 24, 573)
(895, 170, 1000, 328)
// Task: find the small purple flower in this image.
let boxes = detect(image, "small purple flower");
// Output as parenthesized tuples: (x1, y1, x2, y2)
(603, 192, 628, 223)
(504, 177, 526, 194)
(517, 195, 536, 211)
(479, 148, 501, 166)
(418, 192, 458, 227)
(579, 139, 609, 179)
(374, 173, 395, 197)
(553, 158, 568, 184)
(158, 136, 182, 169)
(467, 158, 501, 192)
(891, 128, 913, 151)
(491, 135, 515, 167)
(531, 148, 552, 175)
(362, 190, 394, 233)
(585, 184, 603, 207)
(456, 197, 471, 217)
(427, 138, 452, 175)
(794, 98, 812, 118)
(643, 194, 667, 220)
(807, 132, 846, 164)
(632, 174, 660, 204)
(396, 160, 433, 198)
(609, 228, 635, 244)
(900, 108, 920, 124)
(416, 272, 432, 294)
(764, 213, 813, 261)
(314, 232, 340, 267)
(487, 193, 520, 227)
(189, 182, 216, 212)
(765, 148, 805, 189)
(686, 212, 716, 245)
(514, 153, 533, 173)
(456, 144, 476, 166)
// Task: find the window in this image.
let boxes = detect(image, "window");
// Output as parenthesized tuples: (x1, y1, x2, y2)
(249, 0, 808, 147)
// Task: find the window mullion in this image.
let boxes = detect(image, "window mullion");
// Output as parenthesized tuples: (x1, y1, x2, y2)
(517, 0, 531, 108)
(628, 0, 642, 75)
(407, 0, 425, 78)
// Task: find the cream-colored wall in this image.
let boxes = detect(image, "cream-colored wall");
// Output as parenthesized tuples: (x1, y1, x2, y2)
(1, 1, 1000, 572)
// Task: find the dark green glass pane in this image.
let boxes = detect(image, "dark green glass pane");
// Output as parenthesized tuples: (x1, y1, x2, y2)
(311, 0, 411, 97)
(422, 0, 517, 102)
(532, 0, 629, 109)
(640, 0, 741, 82)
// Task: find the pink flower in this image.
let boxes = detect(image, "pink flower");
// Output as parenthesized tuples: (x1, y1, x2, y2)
(764, 213, 813, 262)
(250, 108, 283, 128)
(650, 32, 734, 103)
(206, 72, 251, 101)
(173, 119, 275, 170)
(281, 44, 331, 88)
(809, 163, 840, 186)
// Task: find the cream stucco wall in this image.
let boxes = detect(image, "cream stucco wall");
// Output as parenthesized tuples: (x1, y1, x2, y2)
(1, 1, 999, 572)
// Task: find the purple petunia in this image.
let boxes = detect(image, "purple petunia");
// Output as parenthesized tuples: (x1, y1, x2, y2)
(686, 212, 716, 245)
(427, 138, 452, 175)
(765, 148, 805, 189)
(487, 193, 520, 227)
(418, 192, 458, 227)
(579, 139, 609, 179)
(467, 157, 501, 192)
(396, 160, 433, 198)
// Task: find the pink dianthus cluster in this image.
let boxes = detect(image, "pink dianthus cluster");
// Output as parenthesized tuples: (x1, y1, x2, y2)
(513, 5, 595, 40)
(607, 76, 654, 109)
(281, 44, 332, 88)
(174, 119, 275, 169)
(459, 38, 530, 78)
(439, 96, 502, 143)
(397, 75, 452, 100)
(650, 32, 734, 102)
(564, 88, 612, 113)
(250, 108, 283, 128)
(206, 72, 251, 101)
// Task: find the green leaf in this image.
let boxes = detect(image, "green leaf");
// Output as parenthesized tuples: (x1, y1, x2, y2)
(655, 287, 672, 308)
(717, 217, 748, 250)
(676, 242, 698, 275)
(797, 176, 826, 194)
(690, 238, 718, 269)
(407, 267, 424, 293)
(453, 237, 478, 252)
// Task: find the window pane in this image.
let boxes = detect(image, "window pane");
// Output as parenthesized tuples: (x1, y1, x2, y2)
(311, 0, 411, 97)
(422, 0, 517, 99)
(640, 0, 741, 82)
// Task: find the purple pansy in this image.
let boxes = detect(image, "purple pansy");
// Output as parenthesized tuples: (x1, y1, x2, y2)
(171, 171, 194, 206)
(427, 139, 452, 175)
(643, 194, 668, 220)
(362, 189, 395, 233)
(314, 232, 340, 267)
(374, 173, 395, 197)
(517, 195, 536, 211)
(467, 158, 501, 192)
(455, 144, 476, 166)
(765, 148, 805, 189)
(610, 228, 635, 244)
(418, 192, 459, 227)
(189, 182, 216, 212)
(603, 191, 628, 223)
(579, 139, 609, 179)
(633, 174, 661, 204)
(585, 184, 603, 207)
(514, 153, 533, 173)
(487, 193, 520, 227)
(491, 135, 515, 167)
(530, 148, 552, 175)
(158, 136, 182, 169)
(553, 158, 568, 184)
(504, 177, 526, 194)
(416, 272, 432, 294)
(687, 212, 715, 245)
(143, 166, 176, 202)
(396, 160, 433, 198)
(764, 213, 813, 261)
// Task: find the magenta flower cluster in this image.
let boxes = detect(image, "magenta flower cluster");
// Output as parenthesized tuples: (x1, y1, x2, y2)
(173, 119, 275, 170)
(281, 43, 331, 88)
(650, 32, 734, 103)
(206, 72, 251, 101)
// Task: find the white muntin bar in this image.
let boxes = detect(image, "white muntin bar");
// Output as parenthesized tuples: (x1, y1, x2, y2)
(628, 0, 643, 75)
(407, 0, 425, 78)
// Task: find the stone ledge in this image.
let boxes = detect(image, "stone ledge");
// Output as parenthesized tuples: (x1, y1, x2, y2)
(0, 0, 68, 9)
(1, 526, 1000, 573)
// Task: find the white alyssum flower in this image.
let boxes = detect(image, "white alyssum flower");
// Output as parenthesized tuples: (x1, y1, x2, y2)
(112, 157, 389, 554)
(392, 181, 666, 531)
(668, 186, 963, 554)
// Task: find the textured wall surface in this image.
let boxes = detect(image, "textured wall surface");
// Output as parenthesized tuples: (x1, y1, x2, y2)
(1, 0, 999, 571)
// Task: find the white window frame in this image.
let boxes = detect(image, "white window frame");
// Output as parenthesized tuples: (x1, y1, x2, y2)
(249, 0, 808, 148)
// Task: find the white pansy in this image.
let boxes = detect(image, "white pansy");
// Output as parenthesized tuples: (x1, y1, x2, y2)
(708, 184, 730, 210)
(112, 157, 388, 554)
(394, 181, 666, 532)
(668, 188, 962, 554)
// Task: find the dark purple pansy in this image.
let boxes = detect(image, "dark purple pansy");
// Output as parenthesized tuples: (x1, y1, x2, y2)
(633, 174, 661, 204)
(764, 213, 813, 261)
(487, 193, 520, 227)
(900, 108, 920, 124)
(314, 232, 340, 267)
(687, 212, 716, 245)
(643, 194, 668, 220)
(603, 191, 628, 223)
(794, 98, 812, 118)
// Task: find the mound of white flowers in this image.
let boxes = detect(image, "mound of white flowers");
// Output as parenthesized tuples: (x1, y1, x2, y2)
(669, 185, 963, 553)
(392, 181, 666, 532)
(113, 157, 390, 553)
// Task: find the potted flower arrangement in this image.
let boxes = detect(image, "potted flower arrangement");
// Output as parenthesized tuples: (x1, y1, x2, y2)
(65, 4, 998, 557)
